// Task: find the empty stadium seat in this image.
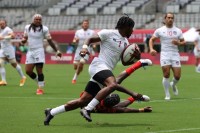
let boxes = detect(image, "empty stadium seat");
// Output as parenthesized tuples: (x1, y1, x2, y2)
(48, 8, 61, 15)
(122, 6, 136, 14)
(85, 7, 98, 15)
(103, 7, 117, 14)
(166, 5, 180, 13)
(186, 5, 200, 13)
(66, 7, 79, 15)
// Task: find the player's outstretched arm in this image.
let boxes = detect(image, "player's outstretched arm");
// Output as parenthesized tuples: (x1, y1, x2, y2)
(114, 97, 135, 107)
(114, 106, 152, 113)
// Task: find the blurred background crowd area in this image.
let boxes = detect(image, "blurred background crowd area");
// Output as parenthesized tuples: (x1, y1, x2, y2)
(1, 0, 199, 54)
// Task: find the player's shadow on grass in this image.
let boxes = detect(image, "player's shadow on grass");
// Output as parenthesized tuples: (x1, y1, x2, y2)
(44, 123, 154, 128)
(92, 122, 153, 128)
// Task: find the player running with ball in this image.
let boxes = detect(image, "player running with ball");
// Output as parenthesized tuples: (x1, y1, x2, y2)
(44, 15, 152, 124)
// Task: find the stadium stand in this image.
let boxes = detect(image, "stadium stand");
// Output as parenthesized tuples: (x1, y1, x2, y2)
(1, 0, 200, 31)
(89, 14, 155, 29)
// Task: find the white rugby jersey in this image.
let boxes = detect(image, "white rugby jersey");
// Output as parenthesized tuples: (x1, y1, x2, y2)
(194, 35, 200, 49)
(92, 29, 129, 70)
(0, 26, 13, 48)
(74, 29, 94, 49)
(24, 24, 51, 49)
(153, 25, 184, 52)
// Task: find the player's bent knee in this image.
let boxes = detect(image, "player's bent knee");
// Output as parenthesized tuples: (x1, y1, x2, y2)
(174, 76, 180, 80)
(36, 63, 44, 68)
(108, 83, 119, 91)
(73, 60, 79, 64)
(9, 58, 17, 64)
(80, 58, 86, 64)
(0, 59, 5, 67)
(26, 70, 32, 75)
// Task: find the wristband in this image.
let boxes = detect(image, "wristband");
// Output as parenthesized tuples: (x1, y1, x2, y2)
(127, 97, 135, 103)
(56, 50, 61, 54)
(82, 44, 88, 49)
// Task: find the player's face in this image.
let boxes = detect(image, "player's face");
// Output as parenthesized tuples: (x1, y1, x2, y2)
(82, 21, 89, 30)
(124, 26, 133, 38)
(33, 17, 42, 26)
(0, 20, 6, 29)
(165, 14, 174, 27)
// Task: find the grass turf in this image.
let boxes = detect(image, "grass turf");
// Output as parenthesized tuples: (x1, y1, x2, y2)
(0, 64, 200, 133)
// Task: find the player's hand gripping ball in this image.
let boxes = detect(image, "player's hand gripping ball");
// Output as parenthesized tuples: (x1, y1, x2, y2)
(121, 43, 141, 66)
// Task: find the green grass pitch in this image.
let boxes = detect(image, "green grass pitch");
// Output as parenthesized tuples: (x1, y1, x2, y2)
(0, 64, 200, 133)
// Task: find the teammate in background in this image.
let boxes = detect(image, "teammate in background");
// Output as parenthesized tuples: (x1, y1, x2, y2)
(0, 19, 26, 86)
(149, 12, 186, 100)
(72, 20, 95, 84)
(21, 14, 62, 95)
(193, 29, 200, 73)
(44, 58, 152, 125)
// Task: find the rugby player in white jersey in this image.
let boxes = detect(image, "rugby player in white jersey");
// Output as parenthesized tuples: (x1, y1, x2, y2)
(78, 15, 151, 122)
(21, 14, 62, 95)
(149, 12, 186, 100)
(43, 15, 152, 125)
(72, 20, 95, 84)
(193, 29, 200, 73)
(0, 19, 26, 86)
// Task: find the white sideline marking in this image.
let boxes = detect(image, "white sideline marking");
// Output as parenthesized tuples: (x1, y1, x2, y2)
(150, 97, 200, 103)
(146, 127, 200, 133)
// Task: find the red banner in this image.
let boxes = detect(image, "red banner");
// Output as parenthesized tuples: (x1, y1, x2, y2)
(15, 29, 188, 44)
(20, 53, 195, 65)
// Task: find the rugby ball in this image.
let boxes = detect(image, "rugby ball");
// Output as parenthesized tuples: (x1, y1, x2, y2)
(121, 43, 141, 66)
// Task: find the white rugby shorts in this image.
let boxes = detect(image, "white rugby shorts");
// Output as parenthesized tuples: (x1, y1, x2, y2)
(193, 47, 200, 58)
(160, 51, 181, 67)
(0, 46, 16, 59)
(73, 47, 90, 63)
(25, 48, 45, 64)
(89, 57, 110, 78)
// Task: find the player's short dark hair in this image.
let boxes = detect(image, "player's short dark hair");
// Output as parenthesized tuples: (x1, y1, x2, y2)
(0, 19, 7, 25)
(115, 15, 135, 29)
(164, 12, 174, 19)
(82, 19, 89, 24)
(103, 94, 120, 107)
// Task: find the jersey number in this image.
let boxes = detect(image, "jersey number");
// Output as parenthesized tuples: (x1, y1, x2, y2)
(168, 31, 172, 36)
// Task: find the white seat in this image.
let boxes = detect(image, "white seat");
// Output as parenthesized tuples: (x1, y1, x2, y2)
(186, 5, 200, 13)
(85, 7, 98, 15)
(122, 6, 135, 14)
(103, 7, 116, 14)
(48, 8, 61, 15)
(66, 7, 79, 15)
(166, 5, 179, 13)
